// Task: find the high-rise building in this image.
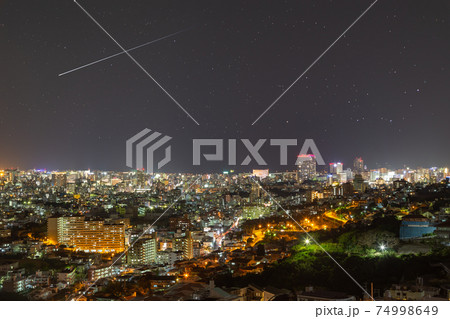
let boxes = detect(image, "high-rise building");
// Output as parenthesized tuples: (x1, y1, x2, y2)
(297, 154, 317, 182)
(182, 231, 194, 260)
(51, 172, 67, 188)
(47, 216, 125, 253)
(353, 157, 364, 173)
(249, 183, 262, 204)
(2, 169, 17, 183)
(127, 234, 157, 265)
(329, 162, 343, 174)
(353, 174, 367, 193)
(326, 174, 334, 186)
(338, 172, 348, 183)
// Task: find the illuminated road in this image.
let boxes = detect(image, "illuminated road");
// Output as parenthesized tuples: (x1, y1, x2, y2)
(215, 217, 240, 246)
(323, 211, 348, 224)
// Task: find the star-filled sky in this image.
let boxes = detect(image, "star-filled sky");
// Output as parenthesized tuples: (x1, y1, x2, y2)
(0, 0, 449, 173)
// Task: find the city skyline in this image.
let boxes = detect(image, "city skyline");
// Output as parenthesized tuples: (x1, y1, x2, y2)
(0, 160, 448, 174)
(1, 164, 449, 301)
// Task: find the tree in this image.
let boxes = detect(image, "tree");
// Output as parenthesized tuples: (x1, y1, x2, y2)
(357, 230, 399, 251)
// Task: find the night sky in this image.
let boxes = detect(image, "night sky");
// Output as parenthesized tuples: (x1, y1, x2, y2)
(1, 0, 449, 173)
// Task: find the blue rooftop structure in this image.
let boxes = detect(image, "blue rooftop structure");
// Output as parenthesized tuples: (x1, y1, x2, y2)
(399, 215, 436, 240)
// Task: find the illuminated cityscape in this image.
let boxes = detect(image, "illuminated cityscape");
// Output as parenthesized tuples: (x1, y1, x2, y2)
(0, 161, 450, 301)
(0, 1, 449, 315)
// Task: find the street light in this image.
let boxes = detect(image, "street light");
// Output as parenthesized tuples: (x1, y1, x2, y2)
(380, 244, 386, 251)
(305, 238, 310, 245)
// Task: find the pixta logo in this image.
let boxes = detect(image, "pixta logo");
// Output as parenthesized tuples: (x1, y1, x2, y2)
(126, 128, 172, 173)
(193, 139, 325, 166)
(126, 129, 325, 173)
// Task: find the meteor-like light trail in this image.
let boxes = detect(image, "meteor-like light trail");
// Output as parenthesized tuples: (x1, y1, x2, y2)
(59, 28, 192, 77)
(72, 0, 199, 125)
(251, 0, 378, 125)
